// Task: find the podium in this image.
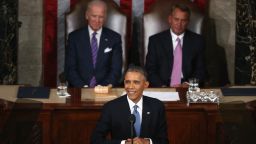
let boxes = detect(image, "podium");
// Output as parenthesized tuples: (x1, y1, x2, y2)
(0, 86, 235, 144)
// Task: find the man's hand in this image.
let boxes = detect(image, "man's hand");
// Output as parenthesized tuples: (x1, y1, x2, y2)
(125, 137, 150, 144)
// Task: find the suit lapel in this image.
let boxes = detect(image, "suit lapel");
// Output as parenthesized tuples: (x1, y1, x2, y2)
(140, 97, 152, 137)
(95, 28, 108, 68)
(182, 30, 190, 77)
(120, 95, 134, 137)
(163, 31, 173, 70)
(122, 95, 133, 118)
(82, 27, 94, 69)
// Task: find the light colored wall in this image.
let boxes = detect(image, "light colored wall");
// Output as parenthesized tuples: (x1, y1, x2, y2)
(18, 0, 43, 86)
(209, 0, 236, 84)
(17, 0, 236, 86)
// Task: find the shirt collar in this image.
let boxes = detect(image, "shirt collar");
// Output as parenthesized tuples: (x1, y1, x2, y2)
(127, 95, 143, 112)
(170, 28, 185, 41)
(88, 26, 102, 36)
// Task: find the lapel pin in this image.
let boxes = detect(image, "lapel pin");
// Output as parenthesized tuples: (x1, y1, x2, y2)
(147, 112, 150, 115)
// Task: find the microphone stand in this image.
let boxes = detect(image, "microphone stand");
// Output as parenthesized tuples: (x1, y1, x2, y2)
(131, 120, 134, 144)
(131, 123, 133, 144)
(129, 114, 135, 144)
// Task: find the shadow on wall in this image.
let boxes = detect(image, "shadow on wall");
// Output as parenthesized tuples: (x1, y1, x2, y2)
(203, 18, 230, 87)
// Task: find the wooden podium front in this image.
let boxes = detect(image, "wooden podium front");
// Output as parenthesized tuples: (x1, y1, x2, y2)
(0, 86, 220, 144)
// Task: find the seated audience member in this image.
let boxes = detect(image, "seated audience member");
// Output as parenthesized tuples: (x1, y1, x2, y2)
(65, 0, 122, 88)
(145, 3, 205, 87)
(91, 65, 169, 144)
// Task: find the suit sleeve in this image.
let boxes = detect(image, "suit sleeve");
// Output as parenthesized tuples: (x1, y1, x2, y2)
(194, 36, 206, 84)
(90, 103, 122, 144)
(101, 34, 122, 86)
(145, 36, 165, 87)
(65, 34, 85, 87)
(151, 102, 169, 144)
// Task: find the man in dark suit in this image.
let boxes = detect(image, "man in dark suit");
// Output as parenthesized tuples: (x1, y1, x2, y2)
(91, 66, 168, 144)
(145, 3, 205, 87)
(65, 0, 122, 87)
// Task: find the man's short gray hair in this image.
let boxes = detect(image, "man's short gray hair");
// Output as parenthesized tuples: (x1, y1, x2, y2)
(87, 0, 107, 13)
(170, 3, 191, 17)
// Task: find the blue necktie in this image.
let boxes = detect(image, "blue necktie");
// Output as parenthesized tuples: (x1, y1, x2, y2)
(89, 32, 98, 87)
(133, 105, 141, 136)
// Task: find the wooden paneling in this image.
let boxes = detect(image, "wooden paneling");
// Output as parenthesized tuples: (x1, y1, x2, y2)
(0, 110, 51, 144)
(52, 110, 101, 144)
(167, 110, 207, 144)
(0, 88, 220, 144)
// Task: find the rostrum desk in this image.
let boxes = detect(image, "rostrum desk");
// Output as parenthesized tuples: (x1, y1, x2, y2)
(0, 86, 221, 144)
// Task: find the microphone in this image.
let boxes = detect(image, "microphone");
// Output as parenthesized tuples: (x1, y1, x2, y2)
(129, 114, 136, 144)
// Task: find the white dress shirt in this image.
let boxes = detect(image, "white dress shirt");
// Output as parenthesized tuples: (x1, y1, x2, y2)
(170, 29, 185, 79)
(88, 26, 102, 47)
(120, 96, 153, 144)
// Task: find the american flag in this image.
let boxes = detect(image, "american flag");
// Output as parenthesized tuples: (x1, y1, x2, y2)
(43, 0, 207, 87)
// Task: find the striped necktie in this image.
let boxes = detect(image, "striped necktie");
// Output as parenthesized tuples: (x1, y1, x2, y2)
(89, 32, 98, 87)
(91, 32, 98, 67)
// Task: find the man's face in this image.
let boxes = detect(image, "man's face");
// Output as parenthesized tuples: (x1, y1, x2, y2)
(168, 8, 189, 35)
(124, 71, 149, 103)
(85, 4, 106, 31)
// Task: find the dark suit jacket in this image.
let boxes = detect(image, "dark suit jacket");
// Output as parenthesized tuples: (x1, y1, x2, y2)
(65, 26, 122, 87)
(91, 95, 169, 144)
(145, 29, 205, 87)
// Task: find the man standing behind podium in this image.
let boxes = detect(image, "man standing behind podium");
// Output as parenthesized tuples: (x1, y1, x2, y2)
(65, 0, 122, 87)
(91, 66, 168, 144)
(145, 3, 205, 87)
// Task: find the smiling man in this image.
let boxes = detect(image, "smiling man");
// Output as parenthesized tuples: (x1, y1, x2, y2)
(91, 65, 168, 144)
(65, 0, 122, 88)
(145, 3, 205, 88)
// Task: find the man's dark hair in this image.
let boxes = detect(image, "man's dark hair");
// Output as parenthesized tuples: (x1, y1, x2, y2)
(124, 65, 148, 81)
(170, 3, 191, 17)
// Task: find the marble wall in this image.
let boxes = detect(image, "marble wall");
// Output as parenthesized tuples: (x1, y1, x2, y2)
(17, 0, 236, 86)
(0, 0, 18, 84)
(235, 0, 256, 84)
(18, 0, 43, 86)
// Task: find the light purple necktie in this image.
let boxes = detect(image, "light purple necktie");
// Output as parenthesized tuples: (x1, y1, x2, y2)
(170, 38, 182, 86)
(89, 32, 98, 87)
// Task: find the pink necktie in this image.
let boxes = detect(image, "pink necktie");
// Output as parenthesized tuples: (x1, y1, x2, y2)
(170, 38, 182, 86)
